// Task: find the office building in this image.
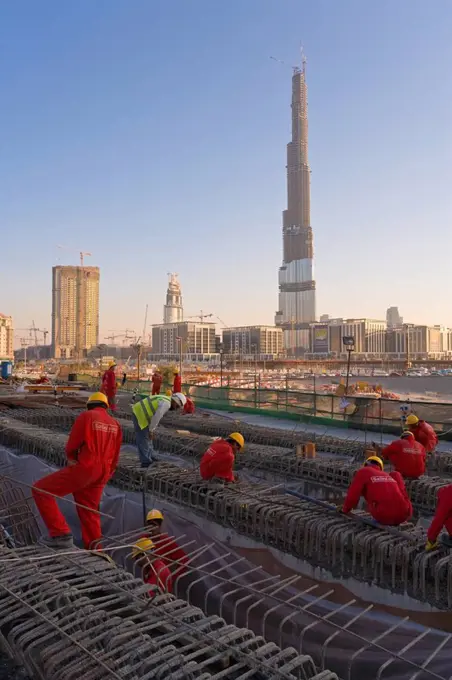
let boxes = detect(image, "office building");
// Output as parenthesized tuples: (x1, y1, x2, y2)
(222, 326, 283, 356)
(310, 318, 386, 356)
(151, 321, 216, 359)
(0, 314, 13, 361)
(386, 306, 403, 327)
(163, 273, 183, 324)
(275, 54, 316, 353)
(52, 265, 100, 359)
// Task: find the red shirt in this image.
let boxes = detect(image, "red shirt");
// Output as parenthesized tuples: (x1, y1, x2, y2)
(65, 407, 122, 474)
(183, 398, 195, 414)
(382, 438, 426, 478)
(410, 421, 438, 452)
(200, 439, 235, 482)
(427, 484, 452, 543)
(144, 559, 173, 593)
(343, 466, 412, 525)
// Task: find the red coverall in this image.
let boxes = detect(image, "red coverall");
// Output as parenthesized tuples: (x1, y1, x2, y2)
(102, 367, 117, 410)
(382, 438, 426, 478)
(183, 398, 195, 414)
(409, 421, 438, 452)
(427, 484, 452, 543)
(151, 373, 163, 395)
(342, 466, 412, 525)
(200, 439, 235, 482)
(32, 407, 122, 549)
(144, 559, 173, 593)
(141, 532, 189, 579)
(173, 373, 182, 393)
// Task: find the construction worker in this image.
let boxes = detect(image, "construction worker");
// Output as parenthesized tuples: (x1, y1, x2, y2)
(102, 361, 117, 411)
(200, 433, 244, 483)
(406, 414, 438, 453)
(381, 431, 426, 479)
(341, 456, 412, 526)
(131, 392, 187, 467)
(132, 538, 173, 594)
(183, 396, 195, 414)
(151, 370, 163, 395)
(143, 509, 189, 578)
(32, 392, 122, 549)
(425, 484, 452, 551)
(173, 368, 182, 393)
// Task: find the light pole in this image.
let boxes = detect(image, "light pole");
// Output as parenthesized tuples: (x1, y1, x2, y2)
(219, 342, 224, 386)
(342, 336, 355, 395)
(176, 336, 182, 376)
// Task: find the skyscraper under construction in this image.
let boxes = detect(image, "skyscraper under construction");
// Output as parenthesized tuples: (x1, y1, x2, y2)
(275, 56, 316, 353)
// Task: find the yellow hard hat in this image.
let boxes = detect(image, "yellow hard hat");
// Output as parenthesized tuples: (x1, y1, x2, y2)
(87, 392, 109, 407)
(146, 509, 164, 522)
(165, 389, 172, 396)
(406, 414, 419, 426)
(132, 538, 154, 558)
(365, 456, 384, 470)
(228, 432, 244, 449)
(108, 361, 116, 369)
(174, 368, 179, 373)
(401, 430, 415, 439)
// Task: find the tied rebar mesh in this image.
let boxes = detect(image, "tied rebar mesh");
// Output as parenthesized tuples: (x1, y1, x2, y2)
(1, 416, 452, 608)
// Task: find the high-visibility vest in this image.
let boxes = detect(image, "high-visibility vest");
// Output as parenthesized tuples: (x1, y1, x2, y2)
(132, 395, 171, 430)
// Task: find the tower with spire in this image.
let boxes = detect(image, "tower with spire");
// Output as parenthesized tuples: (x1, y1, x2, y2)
(163, 273, 183, 324)
(275, 53, 316, 353)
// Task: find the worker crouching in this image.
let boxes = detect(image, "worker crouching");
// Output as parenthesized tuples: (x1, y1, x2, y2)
(32, 392, 122, 549)
(425, 484, 452, 551)
(143, 509, 189, 579)
(381, 431, 426, 479)
(200, 432, 244, 483)
(342, 456, 412, 526)
(132, 538, 173, 594)
(406, 414, 438, 453)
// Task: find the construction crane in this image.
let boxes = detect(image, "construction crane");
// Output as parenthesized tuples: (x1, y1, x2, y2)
(185, 312, 228, 327)
(57, 245, 92, 267)
(18, 324, 49, 346)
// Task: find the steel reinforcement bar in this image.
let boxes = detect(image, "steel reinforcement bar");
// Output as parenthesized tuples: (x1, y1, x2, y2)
(5, 408, 451, 514)
(1, 417, 452, 609)
(0, 545, 336, 680)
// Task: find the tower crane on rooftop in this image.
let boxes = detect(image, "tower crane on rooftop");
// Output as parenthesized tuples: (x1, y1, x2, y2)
(57, 245, 92, 267)
(185, 312, 228, 327)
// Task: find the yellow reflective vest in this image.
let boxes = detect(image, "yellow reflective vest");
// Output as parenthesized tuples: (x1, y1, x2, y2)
(132, 395, 171, 430)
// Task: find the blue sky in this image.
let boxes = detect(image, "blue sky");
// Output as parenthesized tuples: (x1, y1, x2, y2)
(1, 0, 451, 344)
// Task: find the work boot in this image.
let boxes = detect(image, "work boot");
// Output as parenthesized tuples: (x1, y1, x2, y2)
(40, 534, 74, 549)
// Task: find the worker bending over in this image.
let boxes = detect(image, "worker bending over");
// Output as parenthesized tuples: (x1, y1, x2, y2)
(143, 509, 188, 578)
(132, 538, 173, 594)
(32, 392, 122, 549)
(102, 361, 117, 411)
(425, 484, 452, 551)
(151, 370, 163, 395)
(200, 433, 244, 483)
(131, 392, 186, 467)
(406, 414, 438, 453)
(381, 431, 426, 479)
(342, 456, 412, 526)
(173, 368, 182, 393)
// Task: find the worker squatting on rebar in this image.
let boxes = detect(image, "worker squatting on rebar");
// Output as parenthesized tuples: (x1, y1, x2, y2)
(405, 414, 438, 453)
(101, 361, 117, 411)
(380, 430, 426, 479)
(130, 391, 187, 468)
(199, 432, 245, 483)
(132, 537, 173, 593)
(426, 483, 452, 551)
(32, 392, 122, 549)
(340, 455, 413, 526)
(140, 508, 189, 578)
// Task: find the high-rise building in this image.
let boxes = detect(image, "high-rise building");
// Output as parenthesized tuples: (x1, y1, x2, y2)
(386, 306, 403, 327)
(52, 266, 100, 359)
(275, 55, 315, 353)
(151, 321, 216, 358)
(163, 273, 183, 324)
(0, 314, 13, 361)
(222, 326, 283, 356)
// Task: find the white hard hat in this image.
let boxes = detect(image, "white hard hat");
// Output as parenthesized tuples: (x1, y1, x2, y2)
(172, 392, 187, 407)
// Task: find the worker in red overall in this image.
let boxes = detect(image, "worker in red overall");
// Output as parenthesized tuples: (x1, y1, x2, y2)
(426, 484, 452, 551)
(32, 392, 122, 549)
(342, 456, 412, 525)
(132, 538, 173, 594)
(173, 369, 182, 393)
(151, 370, 163, 395)
(183, 397, 195, 414)
(101, 361, 117, 411)
(143, 509, 189, 579)
(406, 415, 438, 453)
(381, 431, 426, 479)
(200, 433, 244, 483)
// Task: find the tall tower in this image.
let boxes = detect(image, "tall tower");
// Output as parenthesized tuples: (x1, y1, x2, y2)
(163, 273, 183, 323)
(275, 55, 316, 353)
(52, 265, 100, 359)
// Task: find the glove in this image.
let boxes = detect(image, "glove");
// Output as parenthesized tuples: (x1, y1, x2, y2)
(336, 504, 344, 513)
(425, 540, 438, 552)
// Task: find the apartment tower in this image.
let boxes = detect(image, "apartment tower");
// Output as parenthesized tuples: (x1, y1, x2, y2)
(275, 55, 316, 352)
(52, 265, 100, 359)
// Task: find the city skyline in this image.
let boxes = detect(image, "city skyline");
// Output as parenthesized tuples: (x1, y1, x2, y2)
(3, 1, 452, 339)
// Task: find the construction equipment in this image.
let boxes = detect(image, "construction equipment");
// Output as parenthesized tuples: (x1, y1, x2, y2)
(57, 244, 92, 267)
